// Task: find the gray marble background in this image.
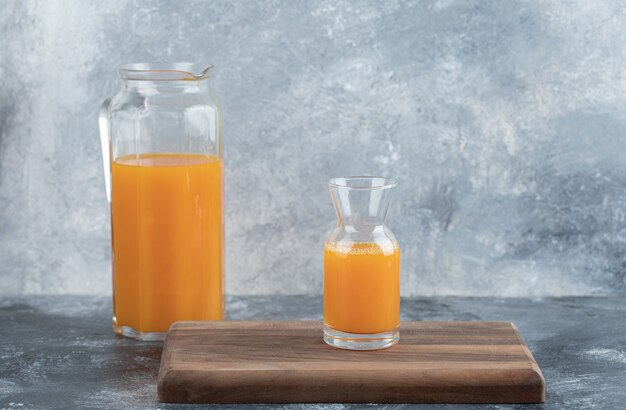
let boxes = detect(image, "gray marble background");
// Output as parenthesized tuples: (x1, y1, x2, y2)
(1, 0, 626, 297)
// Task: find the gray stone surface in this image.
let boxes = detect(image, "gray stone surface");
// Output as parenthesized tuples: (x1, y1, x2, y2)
(3, 1, 626, 296)
(1, 295, 626, 409)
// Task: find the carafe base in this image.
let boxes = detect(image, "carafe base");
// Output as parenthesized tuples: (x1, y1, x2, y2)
(323, 324, 399, 350)
(113, 321, 166, 341)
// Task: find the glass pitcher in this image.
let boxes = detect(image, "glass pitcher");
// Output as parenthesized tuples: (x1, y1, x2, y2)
(99, 63, 223, 340)
(323, 177, 400, 350)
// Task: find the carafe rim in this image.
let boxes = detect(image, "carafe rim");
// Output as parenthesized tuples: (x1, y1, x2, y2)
(328, 176, 397, 191)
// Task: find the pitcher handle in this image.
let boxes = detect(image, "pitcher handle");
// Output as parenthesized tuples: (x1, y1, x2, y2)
(98, 98, 112, 203)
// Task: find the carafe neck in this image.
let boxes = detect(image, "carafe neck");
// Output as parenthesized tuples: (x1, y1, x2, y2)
(328, 176, 397, 229)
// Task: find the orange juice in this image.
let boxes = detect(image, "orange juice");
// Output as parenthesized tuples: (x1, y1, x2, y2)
(324, 242, 400, 334)
(111, 153, 223, 334)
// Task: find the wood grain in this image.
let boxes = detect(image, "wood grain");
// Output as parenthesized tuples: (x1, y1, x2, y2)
(157, 321, 545, 404)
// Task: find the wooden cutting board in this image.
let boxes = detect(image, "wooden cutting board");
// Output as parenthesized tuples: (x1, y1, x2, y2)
(157, 321, 545, 404)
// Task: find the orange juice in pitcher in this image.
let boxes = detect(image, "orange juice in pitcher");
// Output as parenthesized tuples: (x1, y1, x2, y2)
(99, 63, 223, 340)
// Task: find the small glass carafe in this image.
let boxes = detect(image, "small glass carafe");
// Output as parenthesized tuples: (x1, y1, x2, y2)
(323, 177, 400, 350)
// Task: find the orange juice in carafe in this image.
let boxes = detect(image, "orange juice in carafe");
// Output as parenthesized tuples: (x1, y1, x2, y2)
(323, 176, 400, 350)
(324, 242, 400, 335)
(111, 154, 223, 335)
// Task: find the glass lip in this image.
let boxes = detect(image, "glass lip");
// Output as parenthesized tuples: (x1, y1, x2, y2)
(118, 62, 212, 81)
(328, 176, 398, 191)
